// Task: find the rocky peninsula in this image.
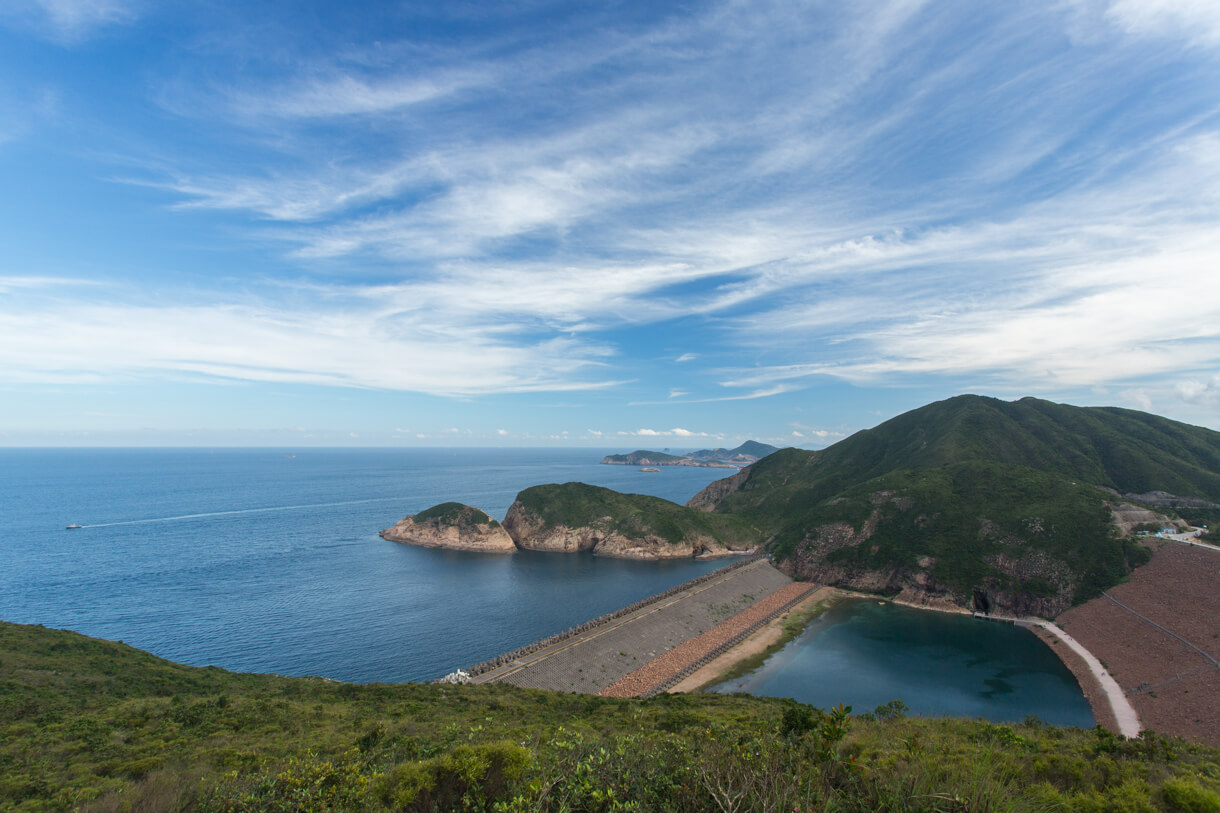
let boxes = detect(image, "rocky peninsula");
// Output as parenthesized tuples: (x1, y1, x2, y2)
(383, 483, 759, 559)
(379, 502, 516, 553)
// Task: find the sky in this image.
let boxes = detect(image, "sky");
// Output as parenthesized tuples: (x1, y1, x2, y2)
(1, 0, 1219, 448)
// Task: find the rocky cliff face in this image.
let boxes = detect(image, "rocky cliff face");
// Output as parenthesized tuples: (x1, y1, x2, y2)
(380, 509, 517, 553)
(502, 501, 742, 559)
(685, 467, 751, 511)
(502, 501, 600, 553)
(773, 493, 1083, 617)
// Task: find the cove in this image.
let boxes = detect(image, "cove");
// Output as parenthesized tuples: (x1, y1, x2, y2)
(713, 598, 1095, 728)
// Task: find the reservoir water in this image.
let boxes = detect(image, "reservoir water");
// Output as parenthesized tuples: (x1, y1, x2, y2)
(1, 448, 732, 683)
(714, 598, 1095, 728)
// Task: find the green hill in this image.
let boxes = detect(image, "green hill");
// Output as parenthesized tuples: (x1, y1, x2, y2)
(413, 501, 502, 528)
(508, 482, 758, 550)
(4, 620, 1217, 812)
(690, 396, 1220, 615)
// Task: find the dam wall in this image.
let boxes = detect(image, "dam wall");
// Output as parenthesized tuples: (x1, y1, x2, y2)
(470, 558, 795, 693)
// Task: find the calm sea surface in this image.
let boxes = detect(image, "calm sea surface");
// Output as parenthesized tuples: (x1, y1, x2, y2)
(1, 448, 733, 682)
(714, 598, 1095, 727)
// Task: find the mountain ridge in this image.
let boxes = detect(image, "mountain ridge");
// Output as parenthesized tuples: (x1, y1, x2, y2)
(687, 395, 1220, 615)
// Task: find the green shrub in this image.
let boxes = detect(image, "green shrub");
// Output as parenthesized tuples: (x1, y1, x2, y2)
(1163, 776, 1220, 813)
(375, 741, 530, 811)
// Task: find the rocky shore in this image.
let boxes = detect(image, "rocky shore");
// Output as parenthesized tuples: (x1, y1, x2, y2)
(379, 503, 516, 553)
(385, 486, 758, 560)
(502, 500, 745, 559)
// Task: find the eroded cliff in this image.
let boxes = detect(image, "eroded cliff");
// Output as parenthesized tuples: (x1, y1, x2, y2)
(380, 503, 516, 553)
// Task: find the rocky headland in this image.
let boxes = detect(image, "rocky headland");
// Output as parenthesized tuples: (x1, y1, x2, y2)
(385, 483, 760, 560)
(502, 500, 739, 559)
(379, 502, 516, 553)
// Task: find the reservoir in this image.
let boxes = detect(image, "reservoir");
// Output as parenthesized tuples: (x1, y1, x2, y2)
(713, 598, 1095, 728)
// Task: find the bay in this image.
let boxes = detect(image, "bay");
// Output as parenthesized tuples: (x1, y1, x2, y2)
(713, 598, 1095, 727)
(1, 448, 733, 683)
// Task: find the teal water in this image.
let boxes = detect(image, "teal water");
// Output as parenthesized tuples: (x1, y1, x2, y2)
(714, 599, 1095, 727)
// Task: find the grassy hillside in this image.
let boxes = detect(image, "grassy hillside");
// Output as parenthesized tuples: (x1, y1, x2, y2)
(693, 396, 1220, 613)
(4, 621, 1220, 812)
(513, 482, 758, 547)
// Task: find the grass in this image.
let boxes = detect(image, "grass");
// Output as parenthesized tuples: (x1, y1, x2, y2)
(5, 620, 1220, 812)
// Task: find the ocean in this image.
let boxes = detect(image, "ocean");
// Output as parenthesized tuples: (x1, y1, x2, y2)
(1, 448, 732, 683)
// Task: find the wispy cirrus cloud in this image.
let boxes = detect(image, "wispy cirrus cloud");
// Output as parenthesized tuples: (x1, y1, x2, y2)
(2, 0, 138, 41)
(0, 291, 625, 396)
(8, 0, 1220, 412)
(1094, 0, 1220, 46)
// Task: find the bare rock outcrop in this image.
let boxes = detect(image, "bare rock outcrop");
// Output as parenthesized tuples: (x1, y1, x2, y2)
(380, 503, 516, 553)
(502, 501, 737, 559)
(1110, 503, 1189, 536)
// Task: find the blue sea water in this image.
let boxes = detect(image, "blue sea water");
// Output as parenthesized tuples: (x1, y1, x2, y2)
(1, 448, 733, 683)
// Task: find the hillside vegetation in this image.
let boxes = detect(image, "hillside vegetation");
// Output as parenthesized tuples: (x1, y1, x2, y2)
(4, 621, 1220, 812)
(412, 502, 501, 528)
(510, 482, 758, 548)
(688, 396, 1220, 615)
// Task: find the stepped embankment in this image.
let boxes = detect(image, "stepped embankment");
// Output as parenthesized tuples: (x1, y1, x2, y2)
(469, 559, 798, 693)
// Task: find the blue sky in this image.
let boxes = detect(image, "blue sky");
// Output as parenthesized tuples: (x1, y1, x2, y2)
(1, 0, 1219, 447)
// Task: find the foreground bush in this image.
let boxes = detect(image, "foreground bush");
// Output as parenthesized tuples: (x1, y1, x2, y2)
(3, 621, 1220, 812)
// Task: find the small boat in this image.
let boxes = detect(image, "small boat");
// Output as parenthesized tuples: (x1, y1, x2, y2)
(66, 524, 83, 530)
(639, 467, 661, 473)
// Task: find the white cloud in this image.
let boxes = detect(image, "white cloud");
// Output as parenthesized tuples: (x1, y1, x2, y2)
(1176, 375, 1220, 409)
(0, 292, 626, 396)
(12, 0, 1220, 408)
(496, 428, 508, 436)
(616, 427, 715, 438)
(238, 72, 486, 120)
(3, 0, 138, 41)
(1103, 0, 1220, 46)
(635, 385, 800, 406)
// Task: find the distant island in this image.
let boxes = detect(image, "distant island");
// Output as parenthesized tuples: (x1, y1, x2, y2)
(600, 440, 779, 468)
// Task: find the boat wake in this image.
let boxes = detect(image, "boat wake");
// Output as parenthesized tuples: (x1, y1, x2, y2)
(74, 496, 409, 528)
